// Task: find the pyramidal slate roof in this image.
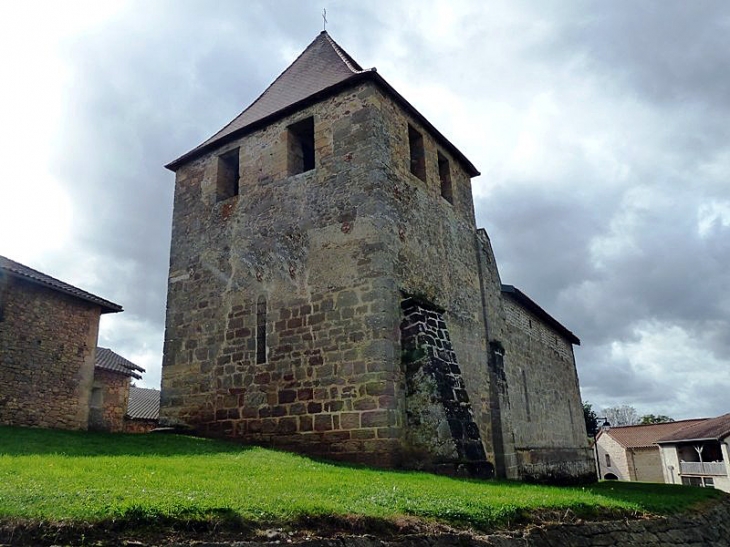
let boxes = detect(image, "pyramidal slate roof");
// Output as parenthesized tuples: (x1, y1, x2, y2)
(95, 347, 145, 379)
(166, 31, 479, 176)
(126, 386, 160, 421)
(0, 255, 122, 314)
(601, 419, 707, 449)
(656, 413, 730, 444)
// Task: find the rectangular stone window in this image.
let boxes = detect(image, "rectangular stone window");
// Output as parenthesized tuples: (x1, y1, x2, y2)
(216, 148, 240, 201)
(287, 116, 315, 175)
(438, 151, 453, 203)
(605, 453, 611, 467)
(408, 124, 426, 181)
(256, 296, 267, 364)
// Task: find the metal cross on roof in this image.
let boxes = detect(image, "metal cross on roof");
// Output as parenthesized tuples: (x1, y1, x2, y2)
(322, 8, 327, 31)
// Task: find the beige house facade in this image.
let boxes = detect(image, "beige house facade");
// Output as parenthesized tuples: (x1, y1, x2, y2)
(657, 413, 730, 492)
(594, 420, 704, 482)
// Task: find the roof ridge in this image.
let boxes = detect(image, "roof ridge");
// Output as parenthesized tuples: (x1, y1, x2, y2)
(0, 255, 122, 313)
(200, 34, 326, 145)
(322, 31, 366, 74)
(611, 418, 706, 429)
(195, 32, 362, 155)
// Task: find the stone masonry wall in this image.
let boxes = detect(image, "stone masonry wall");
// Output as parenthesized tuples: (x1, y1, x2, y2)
(373, 88, 494, 462)
(88, 368, 131, 433)
(0, 275, 100, 430)
(501, 295, 593, 482)
(475, 229, 518, 478)
(162, 78, 496, 466)
(401, 298, 490, 477)
(162, 82, 407, 465)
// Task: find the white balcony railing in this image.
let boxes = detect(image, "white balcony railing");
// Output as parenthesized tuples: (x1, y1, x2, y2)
(679, 461, 727, 476)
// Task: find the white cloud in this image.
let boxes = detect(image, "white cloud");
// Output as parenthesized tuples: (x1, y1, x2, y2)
(697, 200, 730, 238)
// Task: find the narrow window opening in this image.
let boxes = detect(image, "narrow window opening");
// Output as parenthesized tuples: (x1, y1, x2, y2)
(287, 117, 315, 175)
(216, 148, 240, 201)
(256, 296, 267, 364)
(605, 454, 611, 467)
(521, 370, 531, 422)
(438, 152, 453, 203)
(408, 124, 426, 181)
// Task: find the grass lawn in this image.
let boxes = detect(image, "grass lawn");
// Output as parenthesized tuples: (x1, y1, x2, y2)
(0, 426, 724, 534)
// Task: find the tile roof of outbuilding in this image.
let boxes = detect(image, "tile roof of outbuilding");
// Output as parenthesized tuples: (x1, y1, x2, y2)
(166, 31, 479, 177)
(0, 255, 122, 314)
(126, 386, 160, 421)
(602, 419, 707, 449)
(95, 347, 145, 379)
(656, 413, 730, 443)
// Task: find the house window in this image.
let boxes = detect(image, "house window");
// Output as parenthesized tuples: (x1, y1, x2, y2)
(438, 151, 453, 203)
(681, 476, 715, 488)
(287, 116, 315, 175)
(216, 148, 240, 201)
(256, 296, 267, 364)
(605, 454, 611, 467)
(408, 124, 426, 181)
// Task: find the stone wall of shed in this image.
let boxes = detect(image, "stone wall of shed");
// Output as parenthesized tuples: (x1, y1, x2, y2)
(123, 418, 158, 433)
(89, 369, 131, 433)
(0, 275, 99, 430)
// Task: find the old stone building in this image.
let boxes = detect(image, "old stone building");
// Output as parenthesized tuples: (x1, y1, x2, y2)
(90, 347, 145, 432)
(161, 32, 593, 481)
(0, 255, 122, 430)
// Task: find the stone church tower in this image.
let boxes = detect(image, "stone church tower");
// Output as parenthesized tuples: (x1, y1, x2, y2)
(161, 32, 593, 482)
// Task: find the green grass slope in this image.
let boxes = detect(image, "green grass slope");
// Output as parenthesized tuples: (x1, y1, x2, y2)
(0, 426, 724, 533)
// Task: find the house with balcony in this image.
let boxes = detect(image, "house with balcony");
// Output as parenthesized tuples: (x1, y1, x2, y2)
(594, 420, 705, 482)
(657, 413, 730, 492)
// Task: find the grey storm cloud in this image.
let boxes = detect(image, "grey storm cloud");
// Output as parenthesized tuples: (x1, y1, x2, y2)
(2, 0, 728, 418)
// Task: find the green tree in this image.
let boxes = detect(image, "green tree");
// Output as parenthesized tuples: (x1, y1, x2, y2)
(583, 401, 599, 437)
(639, 414, 674, 425)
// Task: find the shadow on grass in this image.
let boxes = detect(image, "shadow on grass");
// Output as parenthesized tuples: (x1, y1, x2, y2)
(0, 426, 250, 457)
(580, 480, 727, 514)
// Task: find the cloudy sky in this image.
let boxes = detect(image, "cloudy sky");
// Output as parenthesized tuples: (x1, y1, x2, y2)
(1, 1, 728, 420)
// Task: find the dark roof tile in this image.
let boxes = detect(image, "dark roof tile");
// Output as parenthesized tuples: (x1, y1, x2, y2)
(95, 347, 145, 379)
(501, 284, 580, 345)
(657, 413, 730, 443)
(0, 255, 122, 314)
(126, 386, 160, 421)
(166, 32, 479, 177)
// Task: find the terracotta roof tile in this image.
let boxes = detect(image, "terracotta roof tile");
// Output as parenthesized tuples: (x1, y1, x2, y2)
(602, 420, 707, 449)
(95, 347, 145, 380)
(126, 386, 160, 421)
(0, 255, 122, 314)
(657, 413, 730, 443)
